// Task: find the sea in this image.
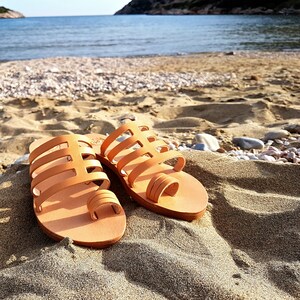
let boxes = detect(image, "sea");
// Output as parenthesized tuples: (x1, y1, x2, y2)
(0, 15, 300, 60)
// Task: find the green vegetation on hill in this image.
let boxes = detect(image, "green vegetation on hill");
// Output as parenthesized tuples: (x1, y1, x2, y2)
(115, 0, 300, 14)
(0, 6, 10, 13)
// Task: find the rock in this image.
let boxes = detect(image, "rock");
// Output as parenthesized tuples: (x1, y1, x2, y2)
(250, 75, 259, 81)
(275, 139, 284, 144)
(49, 67, 60, 73)
(258, 154, 276, 162)
(14, 154, 29, 164)
(264, 130, 289, 140)
(119, 113, 136, 123)
(94, 68, 104, 75)
(194, 133, 219, 151)
(0, 7, 24, 19)
(237, 155, 250, 160)
(115, 1, 300, 15)
(192, 143, 207, 151)
(277, 158, 288, 162)
(284, 124, 300, 134)
(232, 137, 264, 150)
(217, 148, 226, 153)
(247, 154, 259, 160)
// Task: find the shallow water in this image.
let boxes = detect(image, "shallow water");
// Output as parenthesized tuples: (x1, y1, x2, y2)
(0, 15, 300, 60)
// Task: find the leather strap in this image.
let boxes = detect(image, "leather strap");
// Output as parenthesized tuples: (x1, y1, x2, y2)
(146, 173, 179, 203)
(128, 150, 185, 187)
(100, 123, 149, 156)
(30, 134, 110, 212)
(87, 189, 122, 220)
(101, 121, 185, 189)
(30, 135, 92, 164)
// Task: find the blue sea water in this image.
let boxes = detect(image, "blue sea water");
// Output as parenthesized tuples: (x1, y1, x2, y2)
(0, 15, 300, 60)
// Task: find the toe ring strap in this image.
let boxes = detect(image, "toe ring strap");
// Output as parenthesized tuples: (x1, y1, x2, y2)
(87, 190, 122, 221)
(146, 173, 179, 203)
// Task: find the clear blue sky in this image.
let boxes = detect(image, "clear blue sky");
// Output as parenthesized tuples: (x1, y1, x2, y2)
(1, 0, 130, 16)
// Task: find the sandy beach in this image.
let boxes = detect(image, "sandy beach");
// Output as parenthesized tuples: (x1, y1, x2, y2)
(0, 52, 299, 299)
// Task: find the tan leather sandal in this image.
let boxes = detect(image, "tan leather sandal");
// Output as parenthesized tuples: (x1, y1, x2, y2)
(87, 121, 208, 221)
(29, 134, 126, 248)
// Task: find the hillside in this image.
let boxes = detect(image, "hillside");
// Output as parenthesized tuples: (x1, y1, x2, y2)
(115, 0, 300, 15)
(0, 6, 24, 18)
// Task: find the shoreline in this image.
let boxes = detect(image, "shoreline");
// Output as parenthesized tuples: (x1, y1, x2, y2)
(1, 49, 300, 63)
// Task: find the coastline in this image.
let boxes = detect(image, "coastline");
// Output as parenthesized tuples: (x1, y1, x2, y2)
(0, 51, 299, 299)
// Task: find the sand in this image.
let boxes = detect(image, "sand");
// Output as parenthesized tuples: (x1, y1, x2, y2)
(0, 52, 299, 299)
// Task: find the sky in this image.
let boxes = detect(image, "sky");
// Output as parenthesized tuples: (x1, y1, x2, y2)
(1, 0, 130, 17)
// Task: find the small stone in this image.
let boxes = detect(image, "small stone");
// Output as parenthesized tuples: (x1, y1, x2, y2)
(49, 67, 60, 73)
(265, 140, 274, 146)
(277, 158, 288, 162)
(238, 155, 250, 160)
(119, 113, 136, 123)
(116, 134, 130, 142)
(284, 124, 300, 134)
(217, 148, 226, 153)
(248, 154, 259, 160)
(94, 68, 104, 74)
(14, 154, 29, 164)
(261, 150, 279, 157)
(250, 75, 259, 81)
(178, 145, 189, 151)
(192, 143, 207, 151)
(194, 133, 219, 151)
(258, 154, 276, 162)
(287, 147, 297, 153)
(168, 143, 176, 150)
(232, 137, 264, 150)
(287, 152, 296, 160)
(264, 130, 289, 140)
(274, 139, 283, 144)
(24, 66, 31, 72)
(293, 158, 300, 163)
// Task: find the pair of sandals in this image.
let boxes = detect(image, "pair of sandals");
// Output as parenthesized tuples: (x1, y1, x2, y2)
(29, 121, 208, 248)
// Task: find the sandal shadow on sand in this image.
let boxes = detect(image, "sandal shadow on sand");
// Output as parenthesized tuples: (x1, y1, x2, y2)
(29, 134, 126, 248)
(87, 121, 208, 221)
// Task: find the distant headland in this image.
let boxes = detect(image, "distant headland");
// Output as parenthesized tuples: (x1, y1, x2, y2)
(0, 6, 24, 19)
(115, 0, 300, 15)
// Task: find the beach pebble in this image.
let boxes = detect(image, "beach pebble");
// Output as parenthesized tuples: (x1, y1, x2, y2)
(192, 143, 207, 151)
(94, 68, 104, 74)
(14, 154, 29, 164)
(277, 158, 288, 162)
(237, 155, 250, 160)
(247, 154, 259, 160)
(274, 139, 283, 144)
(168, 143, 177, 150)
(232, 137, 264, 150)
(264, 130, 289, 140)
(287, 152, 296, 160)
(178, 144, 189, 151)
(293, 158, 300, 163)
(49, 67, 60, 73)
(284, 124, 300, 134)
(258, 154, 276, 162)
(194, 133, 219, 151)
(119, 113, 136, 123)
(116, 134, 130, 142)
